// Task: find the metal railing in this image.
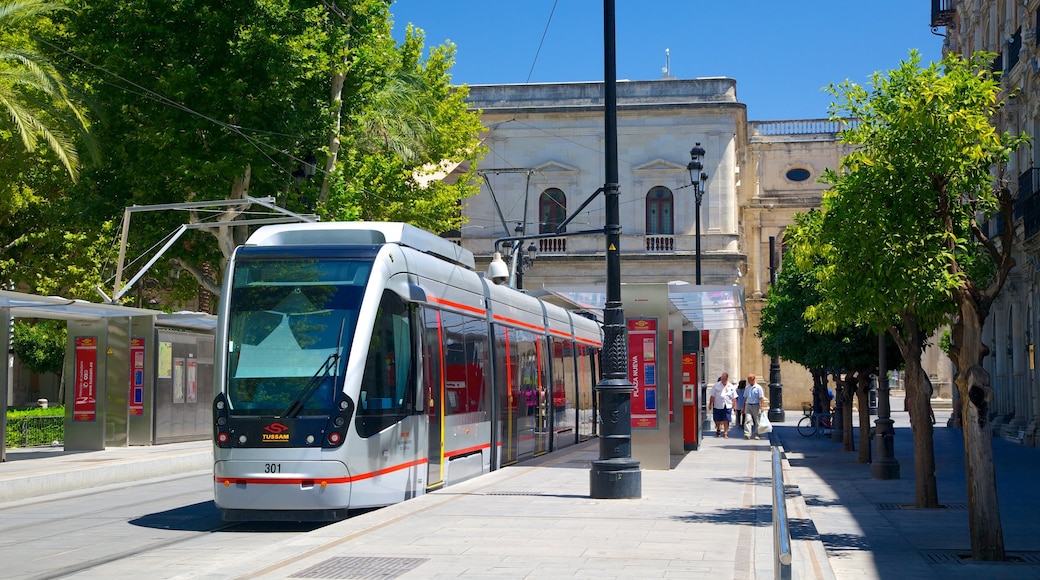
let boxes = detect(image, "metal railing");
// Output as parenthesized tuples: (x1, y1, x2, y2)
(772, 446, 793, 579)
(6, 416, 64, 448)
(645, 235, 675, 252)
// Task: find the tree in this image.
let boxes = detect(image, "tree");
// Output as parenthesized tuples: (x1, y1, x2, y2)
(817, 50, 1025, 561)
(0, 0, 89, 180)
(58, 0, 484, 303)
(761, 210, 902, 461)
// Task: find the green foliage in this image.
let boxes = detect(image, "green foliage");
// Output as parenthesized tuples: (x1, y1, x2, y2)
(0, 0, 90, 180)
(5, 406, 64, 448)
(810, 50, 1026, 339)
(12, 319, 66, 374)
(760, 211, 902, 373)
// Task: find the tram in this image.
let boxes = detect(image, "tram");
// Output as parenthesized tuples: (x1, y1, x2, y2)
(212, 222, 601, 521)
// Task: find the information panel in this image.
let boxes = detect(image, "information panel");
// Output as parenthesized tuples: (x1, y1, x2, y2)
(74, 337, 98, 422)
(628, 318, 658, 428)
(129, 337, 145, 416)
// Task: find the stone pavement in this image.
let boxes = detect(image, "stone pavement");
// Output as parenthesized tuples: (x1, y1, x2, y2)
(2, 408, 1038, 579)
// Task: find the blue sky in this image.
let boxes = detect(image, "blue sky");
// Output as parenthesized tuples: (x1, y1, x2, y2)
(389, 1, 946, 121)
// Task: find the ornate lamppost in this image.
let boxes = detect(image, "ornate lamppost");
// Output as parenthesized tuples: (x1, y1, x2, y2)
(590, 0, 640, 499)
(767, 236, 785, 422)
(871, 331, 900, 479)
(687, 144, 708, 285)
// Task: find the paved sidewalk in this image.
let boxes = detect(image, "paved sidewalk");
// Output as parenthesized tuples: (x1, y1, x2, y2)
(2, 407, 1038, 579)
(777, 409, 1040, 580)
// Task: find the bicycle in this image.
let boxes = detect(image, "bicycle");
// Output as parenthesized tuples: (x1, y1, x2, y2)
(797, 405, 832, 437)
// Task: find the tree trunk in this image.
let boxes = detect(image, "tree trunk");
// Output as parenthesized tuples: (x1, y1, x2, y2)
(903, 342, 939, 507)
(950, 297, 1005, 561)
(318, 5, 354, 207)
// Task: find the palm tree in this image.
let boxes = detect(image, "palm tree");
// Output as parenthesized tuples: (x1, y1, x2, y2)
(0, 0, 89, 180)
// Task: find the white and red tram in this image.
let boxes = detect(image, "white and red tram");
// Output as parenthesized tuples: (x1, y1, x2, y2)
(212, 222, 601, 521)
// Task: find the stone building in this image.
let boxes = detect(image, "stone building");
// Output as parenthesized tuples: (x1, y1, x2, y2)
(453, 79, 856, 413)
(934, 0, 1040, 445)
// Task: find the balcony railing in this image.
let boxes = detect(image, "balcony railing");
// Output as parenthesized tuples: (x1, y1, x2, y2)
(538, 237, 567, 254)
(931, 0, 955, 29)
(1020, 166, 1040, 241)
(645, 235, 675, 253)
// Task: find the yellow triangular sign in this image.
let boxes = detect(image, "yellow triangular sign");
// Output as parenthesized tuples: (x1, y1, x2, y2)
(608, 243, 616, 251)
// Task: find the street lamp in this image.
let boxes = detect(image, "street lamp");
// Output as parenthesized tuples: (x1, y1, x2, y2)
(590, 0, 640, 500)
(687, 143, 708, 285)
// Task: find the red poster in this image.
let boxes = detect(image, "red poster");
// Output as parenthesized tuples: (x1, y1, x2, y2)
(129, 338, 145, 416)
(627, 318, 658, 428)
(74, 337, 98, 422)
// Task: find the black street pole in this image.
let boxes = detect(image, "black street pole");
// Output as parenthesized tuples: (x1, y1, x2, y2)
(767, 236, 785, 422)
(694, 186, 702, 285)
(590, 0, 640, 499)
(871, 330, 900, 479)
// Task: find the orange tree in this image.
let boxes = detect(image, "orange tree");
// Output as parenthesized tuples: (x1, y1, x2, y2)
(811, 50, 1025, 561)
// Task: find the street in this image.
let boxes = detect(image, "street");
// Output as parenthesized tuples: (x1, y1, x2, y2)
(0, 471, 329, 579)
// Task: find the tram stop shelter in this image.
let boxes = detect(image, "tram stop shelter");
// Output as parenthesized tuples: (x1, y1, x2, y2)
(0, 290, 216, 461)
(544, 283, 746, 469)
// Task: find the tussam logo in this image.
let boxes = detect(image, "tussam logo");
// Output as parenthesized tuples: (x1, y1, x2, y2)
(262, 422, 290, 442)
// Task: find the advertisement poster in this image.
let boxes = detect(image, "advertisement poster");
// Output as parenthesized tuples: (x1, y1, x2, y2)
(186, 358, 198, 403)
(74, 337, 98, 422)
(129, 337, 145, 416)
(158, 341, 173, 378)
(173, 358, 185, 403)
(627, 318, 658, 428)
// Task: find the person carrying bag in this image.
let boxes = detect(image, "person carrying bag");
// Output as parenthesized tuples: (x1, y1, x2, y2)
(742, 374, 768, 440)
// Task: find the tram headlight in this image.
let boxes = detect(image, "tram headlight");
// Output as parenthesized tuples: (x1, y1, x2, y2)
(215, 399, 225, 411)
(327, 432, 342, 445)
(334, 416, 345, 427)
(306, 434, 315, 445)
(239, 434, 248, 445)
(339, 399, 350, 411)
(217, 432, 229, 444)
(216, 416, 227, 426)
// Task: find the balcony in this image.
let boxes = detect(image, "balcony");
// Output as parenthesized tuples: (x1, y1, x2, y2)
(645, 235, 675, 253)
(538, 237, 567, 254)
(1020, 167, 1040, 242)
(931, 0, 955, 29)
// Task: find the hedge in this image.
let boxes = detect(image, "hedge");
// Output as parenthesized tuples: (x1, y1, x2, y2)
(5, 407, 64, 448)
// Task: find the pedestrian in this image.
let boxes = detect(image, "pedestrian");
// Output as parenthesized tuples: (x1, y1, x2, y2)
(708, 372, 736, 438)
(742, 374, 767, 440)
(735, 379, 747, 428)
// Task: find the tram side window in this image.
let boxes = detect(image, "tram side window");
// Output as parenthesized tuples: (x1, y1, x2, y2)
(441, 310, 488, 417)
(357, 291, 416, 437)
(420, 307, 443, 417)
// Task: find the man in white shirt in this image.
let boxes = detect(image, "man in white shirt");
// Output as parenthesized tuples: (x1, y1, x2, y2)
(708, 372, 736, 438)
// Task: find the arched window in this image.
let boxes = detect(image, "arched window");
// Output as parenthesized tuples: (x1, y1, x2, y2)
(646, 186, 673, 235)
(539, 188, 567, 234)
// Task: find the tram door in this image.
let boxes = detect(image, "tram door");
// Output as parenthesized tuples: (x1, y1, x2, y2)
(498, 327, 547, 464)
(422, 308, 444, 488)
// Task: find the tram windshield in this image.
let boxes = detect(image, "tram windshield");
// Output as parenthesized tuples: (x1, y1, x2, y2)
(225, 256, 372, 416)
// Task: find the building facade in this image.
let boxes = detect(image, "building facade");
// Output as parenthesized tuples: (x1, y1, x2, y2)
(934, 0, 1040, 445)
(454, 79, 865, 412)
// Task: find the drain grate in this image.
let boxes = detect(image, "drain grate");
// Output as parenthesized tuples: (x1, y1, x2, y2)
(289, 556, 428, 579)
(485, 490, 544, 496)
(876, 502, 967, 510)
(923, 551, 1040, 565)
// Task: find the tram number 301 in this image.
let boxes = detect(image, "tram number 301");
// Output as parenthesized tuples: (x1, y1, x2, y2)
(264, 463, 281, 473)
